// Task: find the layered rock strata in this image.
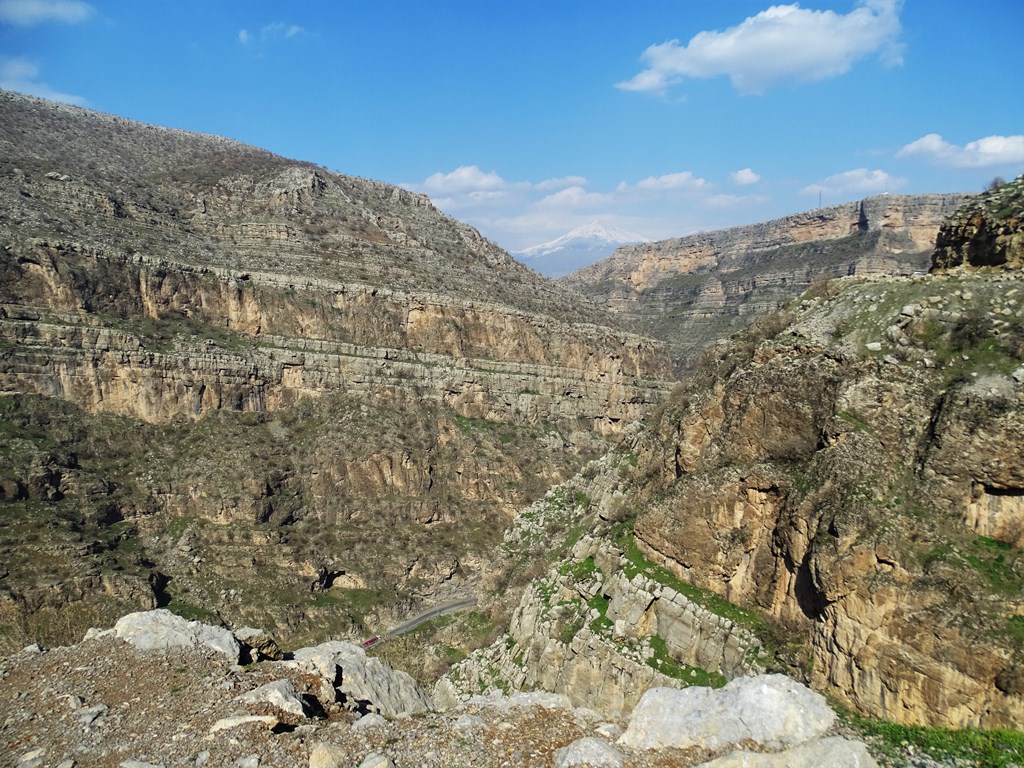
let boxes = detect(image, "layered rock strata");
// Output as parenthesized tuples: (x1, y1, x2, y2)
(564, 193, 969, 368)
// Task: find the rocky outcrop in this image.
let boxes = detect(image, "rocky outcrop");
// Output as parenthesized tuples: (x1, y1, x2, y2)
(287, 640, 433, 717)
(621, 269, 1024, 728)
(437, 470, 768, 716)
(932, 175, 1024, 271)
(563, 193, 969, 368)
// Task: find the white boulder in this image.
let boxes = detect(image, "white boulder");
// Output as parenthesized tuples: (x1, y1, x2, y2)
(288, 641, 432, 717)
(113, 610, 240, 662)
(618, 675, 835, 752)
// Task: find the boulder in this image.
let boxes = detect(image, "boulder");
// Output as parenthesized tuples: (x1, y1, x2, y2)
(309, 743, 347, 768)
(113, 610, 240, 662)
(553, 737, 625, 768)
(238, 679, 307, 717)
(618, 675, 834, 752)
(288, 641, 432, 717)
(234, 627, 285, 661)
(694, 736, 878, 767)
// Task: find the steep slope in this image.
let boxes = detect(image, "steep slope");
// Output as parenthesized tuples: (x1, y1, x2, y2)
(0, 91, 674, 653)
(563, 194, 969, 369)
(446, 186, 1024, 730)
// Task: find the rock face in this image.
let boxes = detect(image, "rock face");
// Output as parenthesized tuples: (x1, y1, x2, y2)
(932, 175, 1024, 271)
(620, 268, 1024, 729)
(563, 193, 969, 368)
(0, 88, 671, 431)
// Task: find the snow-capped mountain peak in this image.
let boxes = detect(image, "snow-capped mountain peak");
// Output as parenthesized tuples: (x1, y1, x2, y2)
(518, 222, 650, 258)
(513, 221, 650, 277)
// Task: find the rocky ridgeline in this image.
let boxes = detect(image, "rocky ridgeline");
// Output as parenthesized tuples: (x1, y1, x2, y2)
(1, 609, 878, 768)
(563, 193, 969, 368)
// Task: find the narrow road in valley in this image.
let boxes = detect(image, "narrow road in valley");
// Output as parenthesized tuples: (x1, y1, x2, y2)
(384, 597, 478, 640)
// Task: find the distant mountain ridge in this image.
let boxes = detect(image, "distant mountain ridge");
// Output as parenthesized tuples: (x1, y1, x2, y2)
(561, 193, 971, 369)
(514, 221, 650, 277)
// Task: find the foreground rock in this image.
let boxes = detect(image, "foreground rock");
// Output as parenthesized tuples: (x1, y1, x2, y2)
(0, 612, 883, 768)
(287, 640, 433, 717)
(112, 609, 241, 661)
(619, 676, 835, 751)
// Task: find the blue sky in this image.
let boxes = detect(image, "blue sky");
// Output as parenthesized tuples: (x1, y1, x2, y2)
(1, 0, 1022, 253)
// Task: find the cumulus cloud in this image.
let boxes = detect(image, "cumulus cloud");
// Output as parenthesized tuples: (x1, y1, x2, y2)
(0, 56, 85, 104)
(618, 0, 903, 96)
(619, 171, 707, 193)
(731, 168, 760, 185)
(535, 175, 588, 191)
(420, 165, 510, 195)
(896, 133, 1024, 169)
(801, 168, 904, 197)
(538, 185, 610, 209)
(0, 0, 92, 25)
(406, 166, 771, 251)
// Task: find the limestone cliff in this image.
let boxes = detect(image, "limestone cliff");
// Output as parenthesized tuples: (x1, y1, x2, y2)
(563, 193, 970, 368)
(620, 265, 1024, 729)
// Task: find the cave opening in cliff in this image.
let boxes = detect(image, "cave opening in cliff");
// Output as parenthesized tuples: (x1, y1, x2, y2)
(794, 552, 829, 622)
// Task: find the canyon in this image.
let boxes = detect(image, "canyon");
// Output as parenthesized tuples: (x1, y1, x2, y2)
(2, 89, 1023, 765)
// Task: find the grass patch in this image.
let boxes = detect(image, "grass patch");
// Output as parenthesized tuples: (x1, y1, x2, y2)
(848, 714, 1024, 768)
(587, 592, 613, 634)
(646, 635, 726, 688)
(558, 555, 598, 581)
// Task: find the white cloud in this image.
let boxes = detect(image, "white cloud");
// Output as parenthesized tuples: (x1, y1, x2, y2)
(263, 22, 304, 39)
(0, 0, 92, 25)
(0, 56, 85, 105)
(420, 165, 509, 195)
(618, 0, 903, 96)
(238, 22, 305, 45)
(801, 168, 904, 197)
(535, 175, 588, 191)
(537, 185, 610, 209)
(406, 166, 775, 252)
(896, 133, 1024, 169)
(618, 171, 707, 193)
(731, 168, 760, 185)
